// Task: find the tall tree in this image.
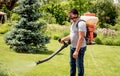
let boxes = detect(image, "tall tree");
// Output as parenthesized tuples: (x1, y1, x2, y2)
(90, 0, 118, 27)
(4, 0, 50, 53)
(39, 0, 68, 25)
(45, 2, 67, 25)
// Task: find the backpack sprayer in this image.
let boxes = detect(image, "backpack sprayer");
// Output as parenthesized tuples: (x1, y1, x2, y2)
(35, 39, 71, 65)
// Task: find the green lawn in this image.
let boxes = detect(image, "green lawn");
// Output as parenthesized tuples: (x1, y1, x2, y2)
(0, 34, 120, 76)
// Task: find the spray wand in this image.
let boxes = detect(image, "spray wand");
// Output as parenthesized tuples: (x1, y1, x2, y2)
(36, 39, 71, 65)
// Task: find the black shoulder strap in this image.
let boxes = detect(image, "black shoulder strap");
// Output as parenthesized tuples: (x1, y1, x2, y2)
(76, 19, 88, 43)
(76, 19, 86, 28)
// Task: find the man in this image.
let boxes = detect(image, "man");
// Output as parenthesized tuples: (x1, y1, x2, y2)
(59, 9, 87, 76)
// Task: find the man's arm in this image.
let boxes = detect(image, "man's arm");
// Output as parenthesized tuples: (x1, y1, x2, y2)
(60, 35, 70, 43)
(73, 31, 85, 59)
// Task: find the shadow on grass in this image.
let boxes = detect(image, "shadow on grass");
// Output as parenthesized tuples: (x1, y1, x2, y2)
(15, 50, 64, 55)
(37, 50, 63, 55)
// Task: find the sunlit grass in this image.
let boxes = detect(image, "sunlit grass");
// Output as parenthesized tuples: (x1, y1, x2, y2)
(0, 30, 120, 76)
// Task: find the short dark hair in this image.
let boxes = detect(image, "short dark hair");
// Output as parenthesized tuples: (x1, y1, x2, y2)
(69, 8, 79, 15)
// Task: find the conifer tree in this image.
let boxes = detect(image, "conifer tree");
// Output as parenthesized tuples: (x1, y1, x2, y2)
(4, 0, 50, 53)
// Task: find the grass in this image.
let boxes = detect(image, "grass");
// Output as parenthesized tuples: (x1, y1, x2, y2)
(0, 23, 11, 34)
(0, 34, 120, 76)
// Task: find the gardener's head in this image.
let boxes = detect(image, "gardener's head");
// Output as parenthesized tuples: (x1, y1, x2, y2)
(68, 8, 79, 22)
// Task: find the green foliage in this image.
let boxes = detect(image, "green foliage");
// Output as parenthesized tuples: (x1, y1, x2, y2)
(45, 24, 70, 40)
(62, 31, 69, 37)
(11, 13, 20, 21)
(102, 37, 114, 45)
(40, 13, 56, 24)
(95, 28, 120, 46)
(40, 2, 67, 25)
(1, 5, 11, 19)
(69, 0, 93, 15)
(90, 0, 118, 28)
(0, 22, 11, 34)
(110, 16, 120, 31)
(115, 15, 120, 24)
(53, 35, 60, 40)
(98, 23, 113, 28)
(38, 0, 93, 25)
(4, 0, 50, 53)
(111, 24, 120, 31)
(94, 37, 102, 44)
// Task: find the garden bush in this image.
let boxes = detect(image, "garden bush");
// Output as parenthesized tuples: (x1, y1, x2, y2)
(90, 0, 118, 28)
(102, 37, 114, 45)
(94, 37, 102, 44)
(53, 35, 60, 40)
(95, 28, 120, 46)
(40, 13, 56, 24)
(110, 16, 120, 31)
(39, 2, 67, 25)
(11, 13, 20, 21)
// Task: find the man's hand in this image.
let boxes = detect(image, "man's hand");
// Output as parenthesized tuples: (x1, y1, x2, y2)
(73, 51, 79, 59)
(58, 35, 70, 44)
(59, 38, 64, 44)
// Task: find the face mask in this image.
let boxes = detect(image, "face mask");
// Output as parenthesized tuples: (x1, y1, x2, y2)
(68, 17, 71, 22)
